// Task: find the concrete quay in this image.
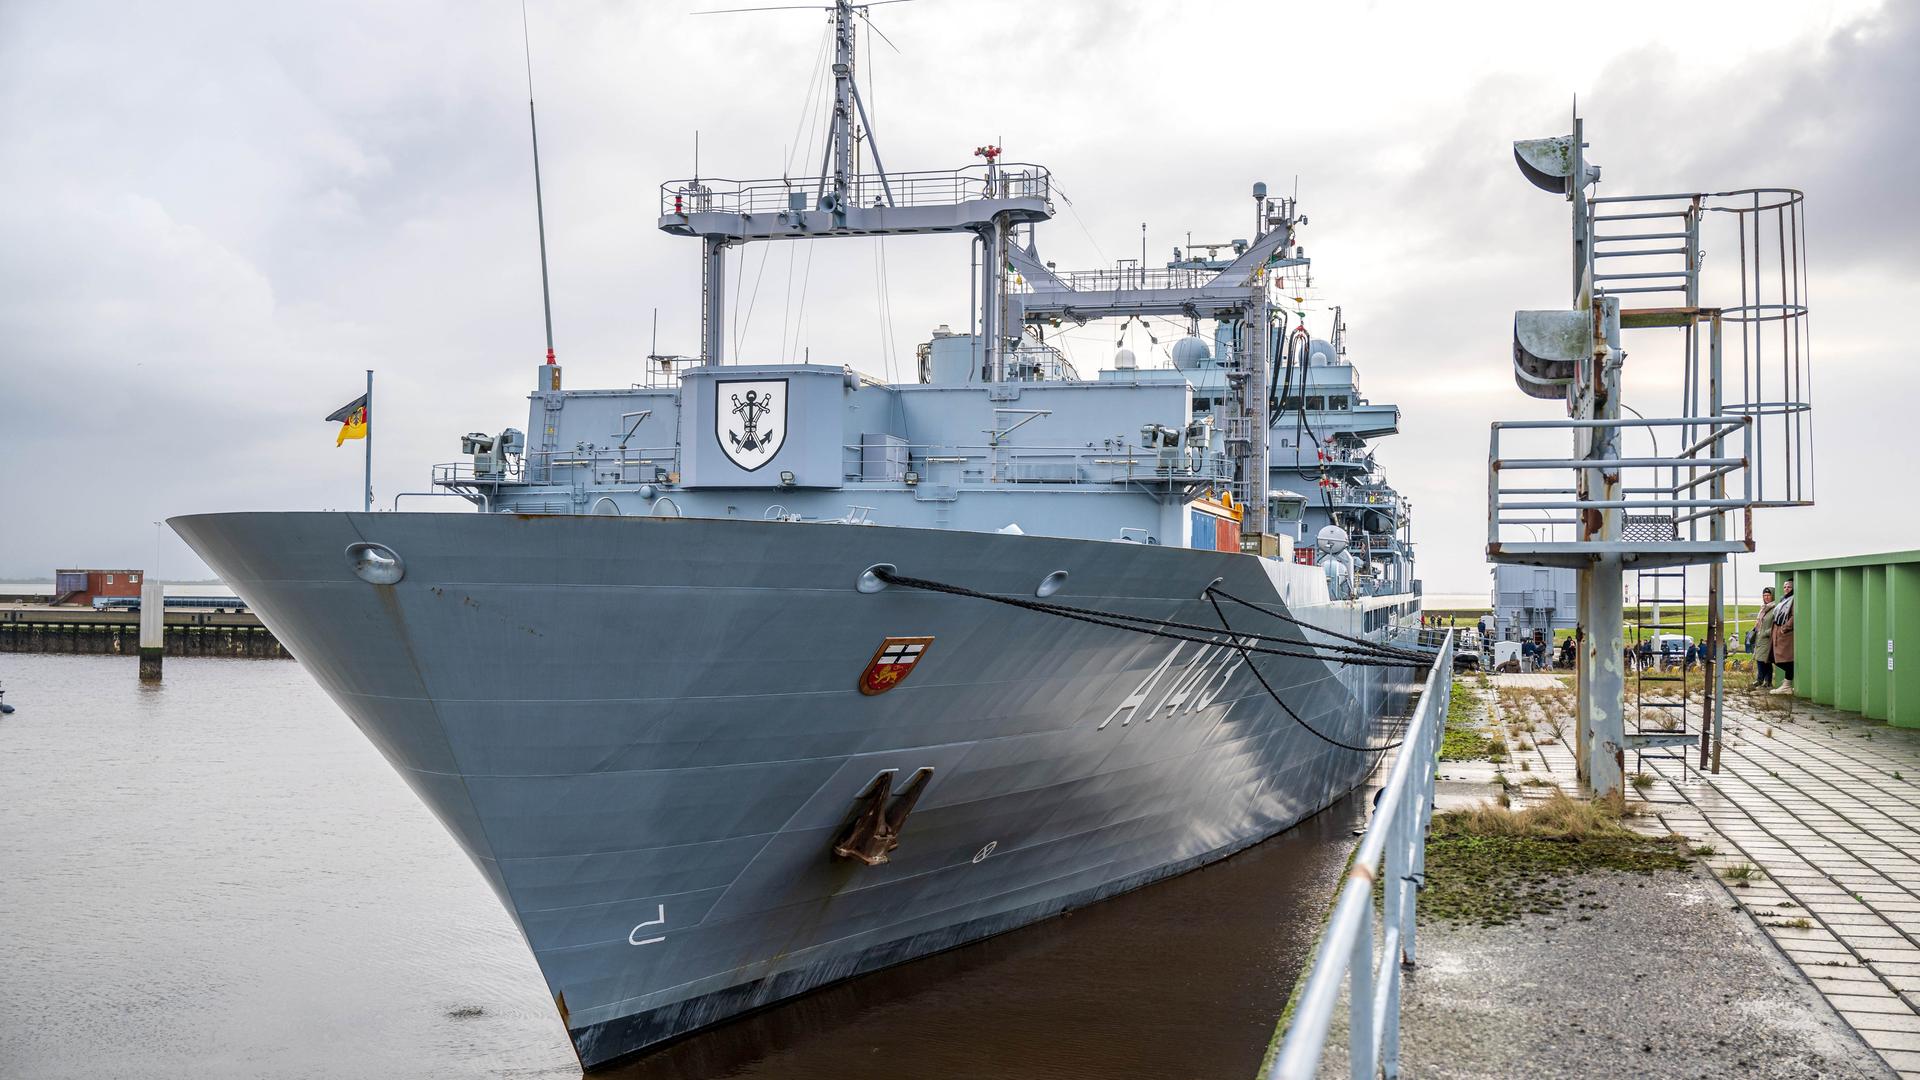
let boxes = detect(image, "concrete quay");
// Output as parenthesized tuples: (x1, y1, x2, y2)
(1337, 673, 1914, 1079)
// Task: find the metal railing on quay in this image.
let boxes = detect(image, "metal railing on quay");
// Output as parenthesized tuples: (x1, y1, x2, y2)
(1269, 632, 1454, 1080)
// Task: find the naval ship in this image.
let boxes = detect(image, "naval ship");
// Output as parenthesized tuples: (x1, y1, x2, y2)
(171, 3, 1422, 1068)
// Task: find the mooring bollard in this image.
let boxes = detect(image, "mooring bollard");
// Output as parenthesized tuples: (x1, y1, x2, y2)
(138, 580, 164, 681)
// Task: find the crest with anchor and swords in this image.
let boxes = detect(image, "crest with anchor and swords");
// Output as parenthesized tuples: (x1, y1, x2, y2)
(714, 378, 788, 471)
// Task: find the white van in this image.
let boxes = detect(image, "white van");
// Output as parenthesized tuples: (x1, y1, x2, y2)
(1651, 633, 1696, 662)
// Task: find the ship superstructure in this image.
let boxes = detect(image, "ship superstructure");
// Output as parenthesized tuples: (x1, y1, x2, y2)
(171, 2, 1424, 1069)
(1009, 217, 1416, 599)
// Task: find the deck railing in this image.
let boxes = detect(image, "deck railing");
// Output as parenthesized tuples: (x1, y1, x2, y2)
(1268, 631, 1453, 1080)
(659, 163, 1051, 218)
(1487, 415, 1752, 551)
(838, 441, 1235, 487)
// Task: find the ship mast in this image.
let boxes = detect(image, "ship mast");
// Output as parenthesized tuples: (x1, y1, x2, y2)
(818, 0, 896, 210)
(665, 0, 1051, 374)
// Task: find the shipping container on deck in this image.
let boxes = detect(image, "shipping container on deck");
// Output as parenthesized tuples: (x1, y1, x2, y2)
(1187, 495, 1242, 553)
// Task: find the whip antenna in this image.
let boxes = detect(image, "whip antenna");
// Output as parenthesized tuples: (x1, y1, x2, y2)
(522, 0, 557, 365)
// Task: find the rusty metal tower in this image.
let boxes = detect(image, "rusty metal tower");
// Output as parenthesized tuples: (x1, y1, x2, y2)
(1487, 109, 1814, 798)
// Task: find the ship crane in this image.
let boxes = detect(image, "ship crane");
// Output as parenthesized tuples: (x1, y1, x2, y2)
(1009, 189, 1311, 543)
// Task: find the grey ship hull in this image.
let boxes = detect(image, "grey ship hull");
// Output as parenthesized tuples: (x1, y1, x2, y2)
(171, 512, 1419, 1069)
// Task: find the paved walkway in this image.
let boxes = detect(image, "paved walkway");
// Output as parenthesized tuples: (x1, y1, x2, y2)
(1489, 676, 1920, 1078)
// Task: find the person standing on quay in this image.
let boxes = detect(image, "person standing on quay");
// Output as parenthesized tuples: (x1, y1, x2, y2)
(1769, 579, 1797, 695)
(1752, 586, 1776, 689)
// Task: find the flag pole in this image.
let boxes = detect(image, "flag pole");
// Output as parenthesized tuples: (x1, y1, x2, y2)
(364, 369, 373, 512)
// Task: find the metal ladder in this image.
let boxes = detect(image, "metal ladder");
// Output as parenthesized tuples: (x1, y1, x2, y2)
(1630, 567, 1698, 779)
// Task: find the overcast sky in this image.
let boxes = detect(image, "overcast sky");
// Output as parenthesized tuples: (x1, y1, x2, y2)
(2, 0, 1910, 594)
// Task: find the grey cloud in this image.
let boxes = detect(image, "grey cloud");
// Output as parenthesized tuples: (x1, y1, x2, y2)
(0, 1, 1911, 592)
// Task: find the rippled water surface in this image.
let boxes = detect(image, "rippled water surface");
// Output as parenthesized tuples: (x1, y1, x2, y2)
(0, 655, 1364, 1079)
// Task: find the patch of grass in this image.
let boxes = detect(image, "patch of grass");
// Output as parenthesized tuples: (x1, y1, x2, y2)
(1771, 917, 1814, 930)
(1690, 843, 1717, 857)
(1631, 771, 1655, 792)
(1420, 792, 1693, 928)
(1723, 862, 1762, 881)
(1894, 771, 1905, 781)
(1439, 680, 1493, 762)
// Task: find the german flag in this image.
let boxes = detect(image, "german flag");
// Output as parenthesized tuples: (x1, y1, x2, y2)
(328, 393, 369, 446)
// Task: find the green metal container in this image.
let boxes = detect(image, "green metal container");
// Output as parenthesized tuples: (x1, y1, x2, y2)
(1761, 550, 1920, 729)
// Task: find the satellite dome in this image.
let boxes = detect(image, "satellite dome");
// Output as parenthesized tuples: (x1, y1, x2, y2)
(1316, 524, 1350, 555)
(1169, 335, 1212, 370)
(1114, 347, 1138, 370)
(1308, 338, 1338, 365)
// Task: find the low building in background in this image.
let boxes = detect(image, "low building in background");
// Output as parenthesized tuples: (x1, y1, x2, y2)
(52, 569, 144, 607)
(1490, 564, 1577, 642)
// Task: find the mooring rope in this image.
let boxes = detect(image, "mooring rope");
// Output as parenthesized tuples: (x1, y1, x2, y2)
(870, 568, 1418, 752)
(1205, 590, 1406, 753)
(871, 569, 1424, 668)
(1206, 584, 1425, 659)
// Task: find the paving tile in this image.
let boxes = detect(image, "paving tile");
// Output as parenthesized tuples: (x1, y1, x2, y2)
(1648, 702, 1920, 1070)
(1807, 966, 1887, 984)
(1782, 937, 1854, 955)
(1828, 992, 1920, 1015)
(1868, 1047, 1920, 1074)
(1843, 1006, 1920, 1030)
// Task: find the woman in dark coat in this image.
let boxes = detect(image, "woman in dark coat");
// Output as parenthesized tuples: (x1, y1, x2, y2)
(1752, 587, 1776, 688)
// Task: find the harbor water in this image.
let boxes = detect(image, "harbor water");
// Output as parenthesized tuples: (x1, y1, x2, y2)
(0, 654, 1369, 1079)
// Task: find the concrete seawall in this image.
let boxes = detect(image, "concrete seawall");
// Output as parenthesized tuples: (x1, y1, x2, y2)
(0, 608, 289, 658)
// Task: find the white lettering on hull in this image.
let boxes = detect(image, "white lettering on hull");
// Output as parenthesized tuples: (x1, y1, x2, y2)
(628, 904, 668, 946)
(1098, 635, 1263, 730)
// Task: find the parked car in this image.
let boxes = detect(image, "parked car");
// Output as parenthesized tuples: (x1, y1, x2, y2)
(1651, 633, 1695, 663)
